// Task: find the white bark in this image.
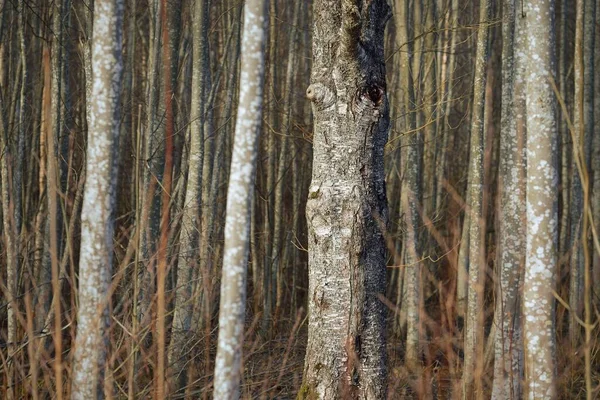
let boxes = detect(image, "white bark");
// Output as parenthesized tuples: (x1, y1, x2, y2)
(213, 0, 268, 397)
(71, 0, 124, 398)
(523, 0, 559, 397)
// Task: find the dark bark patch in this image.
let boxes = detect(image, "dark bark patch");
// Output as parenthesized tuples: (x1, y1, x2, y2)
(362, 84, 384, 105)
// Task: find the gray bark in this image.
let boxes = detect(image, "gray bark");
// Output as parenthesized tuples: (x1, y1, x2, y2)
(462, 0, 491, 395)
(491, 0, 525, 397)
(435, 0, 459, 212)
(569, 0, 595, 347)
(300, 1, 391, 398)
(213, 0, 268, 397)
(0, 34, 17, 400)
(523, 0, 559, 397)
(137, 0, 163, 331)
(37, 0, 71, 334)
(593, 0, 600, 304)
(558, 0, 571, 258)
(271, 0, 302, 326)
(70, 0, 124, 398)
(167, 0, 209, 392)
(15, 0, 26, 236)
(394, 0, 422, 373)
(262, 0, 279, 332)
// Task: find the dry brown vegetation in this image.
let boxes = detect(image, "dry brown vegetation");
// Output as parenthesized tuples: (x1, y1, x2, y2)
(1, 0, 600, 398)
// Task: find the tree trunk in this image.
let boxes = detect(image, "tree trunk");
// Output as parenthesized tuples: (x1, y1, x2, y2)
(491, 0, 525, 397)
(593, 0, 600, 305)
(262, 0, 279, 332)
(36, 0, 70, 335)
(300, 1, 391, 398)
(70, 0, 124, 397)
(569, 0, 595, 348)
(394, 0, 423, 376)
(213, 0, 267, 397)
(0, 33, 17, 400)
(523, 0, 559, 397)
(272, 0, 302, 328)
(462, 0, 491, 396)
(137, 0, 162, 335)
(167, 0, 209, 393)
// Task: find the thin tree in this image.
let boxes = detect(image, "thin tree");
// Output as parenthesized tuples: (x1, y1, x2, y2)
(569, 0, 595, 347)
(394, 0, 423, 375)
(137, 0, 162, 334)
(593, 0, 600, 303)
(272, 0, 302, 326)
(213, 0, 268, 397)
(0, 32, 17, 400)
(167, 0, 209, 392)
(491, 0, 525, 397)
(70, 0, 124, 397)
(523, 0, 559, 396)
(462, 0, 491, 396)
(300, 0, 391, 398)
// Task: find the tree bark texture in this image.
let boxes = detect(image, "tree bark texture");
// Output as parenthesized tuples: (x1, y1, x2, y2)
(462, 0, 491, 396)
(300, 1, 391, 398)
(213, 0, 268, 397)
(523, 0, 559, 397)
(70, 0, 124, 398)
(491, 0, 525, 397)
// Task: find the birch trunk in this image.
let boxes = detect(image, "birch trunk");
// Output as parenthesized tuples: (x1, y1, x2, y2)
(523, 0, 559, 396)
(300, 1, 391, 398)
(213, 0, 267, 397)
(71, 0, 124, 397)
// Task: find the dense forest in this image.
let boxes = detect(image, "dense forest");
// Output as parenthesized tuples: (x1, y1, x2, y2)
(0, 0, 599, 398)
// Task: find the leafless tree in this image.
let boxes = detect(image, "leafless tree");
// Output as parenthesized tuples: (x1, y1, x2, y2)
(70, 0, 124, 397)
